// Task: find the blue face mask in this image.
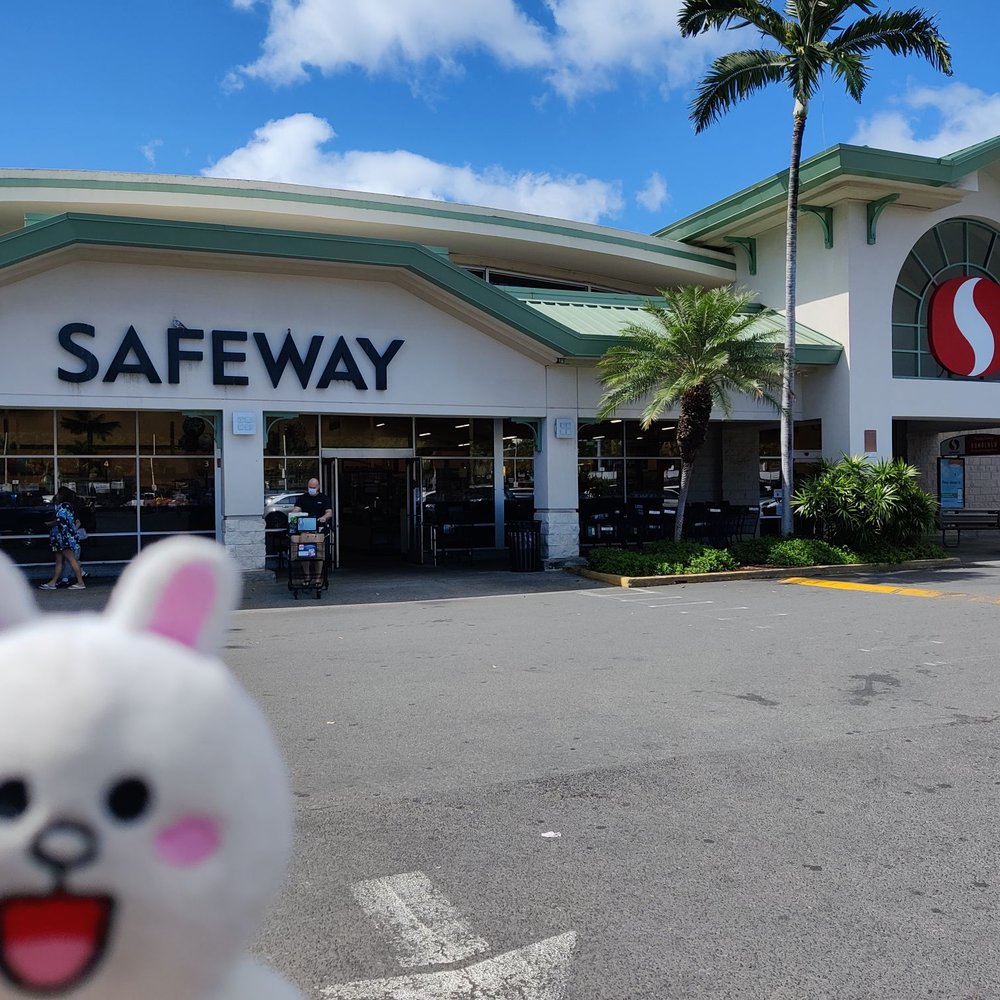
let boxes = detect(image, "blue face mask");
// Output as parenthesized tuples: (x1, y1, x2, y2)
(307, 487, 319, 496)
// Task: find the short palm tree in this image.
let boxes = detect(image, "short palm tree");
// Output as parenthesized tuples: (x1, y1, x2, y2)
(678, 1, 952, 536)
(597, 285, 783, 541)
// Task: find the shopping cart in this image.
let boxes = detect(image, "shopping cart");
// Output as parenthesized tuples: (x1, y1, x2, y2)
(287, 516, 331, 599)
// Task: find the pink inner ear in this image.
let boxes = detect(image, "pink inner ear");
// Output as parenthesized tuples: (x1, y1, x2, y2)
(146, 563, 216, 649)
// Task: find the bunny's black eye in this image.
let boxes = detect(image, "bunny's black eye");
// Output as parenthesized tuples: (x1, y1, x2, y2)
(105, 777, 152, 822)
(0, 779, 29, 820)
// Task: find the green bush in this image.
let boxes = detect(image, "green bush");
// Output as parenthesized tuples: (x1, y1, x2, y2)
(585, 536, 948, 577)
(792, 455, 937, 547)
(765, 538, 854, 567)
(729, 537, 779, 565)
(853, 541, 946, 564)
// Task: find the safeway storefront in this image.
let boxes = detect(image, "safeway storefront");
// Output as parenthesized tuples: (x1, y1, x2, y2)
(1, 135, 999, 571)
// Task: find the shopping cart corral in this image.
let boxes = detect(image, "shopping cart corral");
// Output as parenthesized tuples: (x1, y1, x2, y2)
(287, 515, 331, 599)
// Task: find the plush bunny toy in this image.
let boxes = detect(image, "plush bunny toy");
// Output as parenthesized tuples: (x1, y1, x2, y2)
(0, 538, 302, 999)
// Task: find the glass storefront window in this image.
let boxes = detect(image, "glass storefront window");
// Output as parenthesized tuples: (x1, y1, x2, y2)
(0, 409, 54, 454)
(56, 458, 137, 535)
(139, 412, 215, 455)
(625, 459, 681, 503)
(759, 421, 822, 455)
(57, 410, 136, 455)
(264, 458, 319, 494)
(321, 415, 411, 450)
(578, 459, 624, 500)
(625, 421, 678, 457)
(264, 415, 319, 457)
(578, 420, 624, 457)
(139, 457, 215, 532)
(0, 457, 54, 497)
(419, 458, 495, 526)
(415, 418, 494, 456)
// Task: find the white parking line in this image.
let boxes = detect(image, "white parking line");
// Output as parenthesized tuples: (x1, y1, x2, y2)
(322, 932, 577, 1000)
(350, 872, 489, 969)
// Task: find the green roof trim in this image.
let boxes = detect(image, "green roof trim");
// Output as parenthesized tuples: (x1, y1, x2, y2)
(0, 174, 734, 272)
(655, 135, 1000, 244)
(0, 212, 624, 358)
(508, 290, 842, 365)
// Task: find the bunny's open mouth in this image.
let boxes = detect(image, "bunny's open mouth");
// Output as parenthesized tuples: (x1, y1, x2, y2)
(0, 893, 113, 994)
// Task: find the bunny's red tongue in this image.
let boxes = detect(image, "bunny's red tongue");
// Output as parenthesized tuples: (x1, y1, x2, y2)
(0, 893, 113, 993)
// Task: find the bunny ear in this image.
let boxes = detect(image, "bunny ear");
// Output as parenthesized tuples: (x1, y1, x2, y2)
(0, 549, 39, 632)
(106, 538, 241, 655)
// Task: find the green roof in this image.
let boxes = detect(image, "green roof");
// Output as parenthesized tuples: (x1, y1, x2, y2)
(508, 289, 842, 365)
(656, 135, 1000, 244)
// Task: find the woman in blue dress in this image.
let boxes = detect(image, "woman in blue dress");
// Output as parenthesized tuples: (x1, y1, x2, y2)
(39, 488, 86, 590)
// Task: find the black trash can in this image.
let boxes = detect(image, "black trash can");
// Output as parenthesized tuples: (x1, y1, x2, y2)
(507, 520, 542, 572)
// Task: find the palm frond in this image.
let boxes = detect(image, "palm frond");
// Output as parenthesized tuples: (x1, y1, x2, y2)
(829, 9, 952, 74)
(690, 49, 788, 131)
(827, 48, 868, 100)
(596, 286, 783, 429)
(809, 0, 878, 39)
(679, 0, 785, 39)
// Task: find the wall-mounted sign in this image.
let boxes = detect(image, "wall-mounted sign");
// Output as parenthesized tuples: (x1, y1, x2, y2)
(938, 457, 965, 509)
(929, 276, 1000, 378)
(939, 434, 1000, 456)
(56, 324, 404, 391)
(232, 412, 257, 436)
(553, 418, 575, 439)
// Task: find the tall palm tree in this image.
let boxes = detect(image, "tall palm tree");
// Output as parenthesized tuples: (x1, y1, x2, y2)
(597, 285, 783, 541)
(678, 1, 951, 535)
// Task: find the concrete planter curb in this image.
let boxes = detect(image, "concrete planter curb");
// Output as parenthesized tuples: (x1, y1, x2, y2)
(567, 557, 960, 589)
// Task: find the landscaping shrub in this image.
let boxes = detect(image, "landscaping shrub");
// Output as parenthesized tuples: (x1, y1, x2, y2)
(729, 537, 778, 565)
(765, 538, 854, 567)
(585, 536, 947, 577)
(791, 455, 937, 547)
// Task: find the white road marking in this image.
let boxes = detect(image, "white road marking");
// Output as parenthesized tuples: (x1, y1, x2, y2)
(350, 872, 489, 969)
(647, 600, 715, 608)
(237, 588, 599, 615)
(322, 932, 577, 1000)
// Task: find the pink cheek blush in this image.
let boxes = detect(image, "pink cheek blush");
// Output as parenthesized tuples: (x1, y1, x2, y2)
(155, 817, 221, 867)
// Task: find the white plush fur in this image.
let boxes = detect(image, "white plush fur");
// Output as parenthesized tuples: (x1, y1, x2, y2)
(0, 539, 302, 999)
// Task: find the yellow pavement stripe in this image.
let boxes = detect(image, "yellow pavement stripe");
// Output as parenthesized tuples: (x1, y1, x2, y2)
(782, 577, 947, 598)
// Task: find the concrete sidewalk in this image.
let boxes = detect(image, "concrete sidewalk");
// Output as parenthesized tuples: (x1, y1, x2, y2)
(24, 533, 1000, 613)
(27, 555, 601, 613)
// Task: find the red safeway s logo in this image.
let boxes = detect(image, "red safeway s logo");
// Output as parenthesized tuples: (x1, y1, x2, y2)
(929, 276, 1000, 378)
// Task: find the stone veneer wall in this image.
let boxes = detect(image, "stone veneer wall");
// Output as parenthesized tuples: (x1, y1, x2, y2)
(537, 509, 579, 565)
(223, 514, 266, 571)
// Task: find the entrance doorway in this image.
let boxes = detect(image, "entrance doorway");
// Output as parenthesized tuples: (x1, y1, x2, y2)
(326, 457, 412, 566)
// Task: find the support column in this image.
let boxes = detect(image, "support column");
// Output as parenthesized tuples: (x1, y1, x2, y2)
(220, 407, 266, 571)
(534, 413, 580, 564)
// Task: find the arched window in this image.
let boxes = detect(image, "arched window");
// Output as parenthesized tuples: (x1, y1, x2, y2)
(892, 218, 1000, 379)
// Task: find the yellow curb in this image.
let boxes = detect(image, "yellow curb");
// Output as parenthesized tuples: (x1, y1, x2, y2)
(781, 577, 949, 598)
(566, 558, 959, 590)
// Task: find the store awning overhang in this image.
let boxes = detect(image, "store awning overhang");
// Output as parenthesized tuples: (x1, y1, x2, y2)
(510, 289, 842, 365)
(655, 136, 1000, 249)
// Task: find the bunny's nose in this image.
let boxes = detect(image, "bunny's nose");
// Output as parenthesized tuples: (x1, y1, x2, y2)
(31, 821, 98, 875)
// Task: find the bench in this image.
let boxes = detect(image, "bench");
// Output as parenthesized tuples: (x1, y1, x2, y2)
(936, 508, 1000, 547)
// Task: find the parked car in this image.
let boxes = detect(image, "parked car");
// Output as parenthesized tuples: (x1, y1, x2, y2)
(0, 492, 52, 543)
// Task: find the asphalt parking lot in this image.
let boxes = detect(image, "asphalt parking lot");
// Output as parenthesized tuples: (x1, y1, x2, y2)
(28, 542, 1000, 998)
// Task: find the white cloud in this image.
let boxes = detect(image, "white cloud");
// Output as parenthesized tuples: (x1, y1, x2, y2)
(228, 0, 732, 98)
(636, 171, 668, 212)
(850, 82, 1000, 158)
(203, 113, 624, 223)
(140, 139, 163, 165)
(543, 0, 731, 100)
(231, 0, 551, 86)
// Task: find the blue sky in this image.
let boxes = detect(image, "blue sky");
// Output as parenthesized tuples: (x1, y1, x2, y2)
(2, 2, 995, 234)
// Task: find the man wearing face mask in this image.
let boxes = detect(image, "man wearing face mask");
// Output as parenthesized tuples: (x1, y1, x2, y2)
(290, 478, 333, 529)
(289, 477, 333, 590)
